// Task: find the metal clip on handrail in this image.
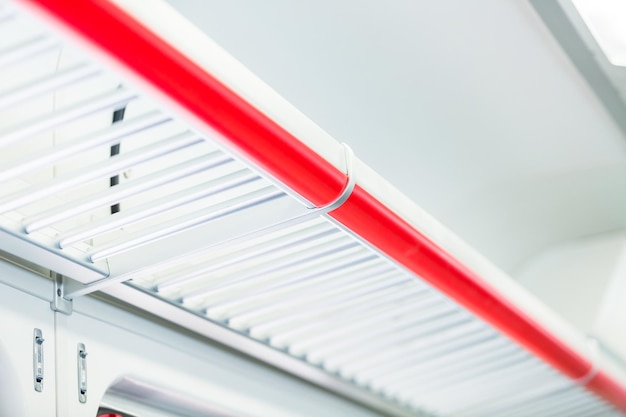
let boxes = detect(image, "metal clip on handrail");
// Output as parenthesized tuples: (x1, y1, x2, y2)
(313, 143, 355, 213)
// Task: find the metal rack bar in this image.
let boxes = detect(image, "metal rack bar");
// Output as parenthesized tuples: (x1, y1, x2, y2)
(0, 89, 137, 148)
(0, 132, 201, 214)
(58, 170, 259, 248)
(184, 243, 366, 304)
(0, 36, 59, 67)
(0, 64, 99, 108)
(0, 112, 170, 182)
(24, 152, 231, 233)
(89, 187, 286, 262)
(156, 225, 339, 292)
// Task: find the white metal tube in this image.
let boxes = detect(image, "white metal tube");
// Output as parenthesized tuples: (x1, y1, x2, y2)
(315, 313, 473, 369)
(495, 389, 600, 417)
(186, 233, 352, 292)
(227, 275, 417, 332)
(307, 305, 466, 368)
(58, 170, 258, 248)
(0, 223, 108, 281)
(331, 326, 496, 375)
(557, 401, 610, 417)
(228, 275, 420, 338)
(0, 111, 170, 182)
(458, 374, 573, 417)
(398, 361, 545, 413)
(197, 256, 390, 313)
(0, 89, 137, 148)
(191, 213, 328, 256)
(0, 36, 59, 67)
(89, 187, 286, 262)
(443, 369, 576, 415)
(399, 361, 546, 413)
(289, 305, 460, 359)
(256, 274, 422, 342)
(301, 306, 464, 364)
(398, 362, 543, 414)
(0, 64, 99, 108)
(393, 354, 535, 398)
(336, 327, 498, 380)
(156, 225, 340, 292)
(199, 251, 378, 313)
(334, 327, 500, 380)
(24, 151, 230, 233)
(456, 376, 572, 417)
(183, 240, 364, 304)
(222, 264, 400, 329)
(219, 261, 395, 314)
(370, 338, 522, 392)
(508, 399, 603, 417)
(149, 217, 330, 290)
(340, 322, 494, 380)
(0, 132, 201, 214)
(78, 209, 320, 288)
(259, 277, 416, 343)
(345, 321, 491, 382)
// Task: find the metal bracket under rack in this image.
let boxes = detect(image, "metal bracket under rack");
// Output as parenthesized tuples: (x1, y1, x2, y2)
(50, 272, 73, 315)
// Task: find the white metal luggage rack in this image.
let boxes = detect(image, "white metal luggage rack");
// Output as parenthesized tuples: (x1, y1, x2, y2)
(0, 1, 625, 416)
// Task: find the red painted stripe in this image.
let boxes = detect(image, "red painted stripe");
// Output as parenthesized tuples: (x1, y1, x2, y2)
(587, 371, 626, 411)
(22, 0, 626, 412)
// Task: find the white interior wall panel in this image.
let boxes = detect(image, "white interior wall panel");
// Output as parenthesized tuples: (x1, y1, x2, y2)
(0, 1, 624, 416)
(517, 232, 626, 370)
(0, 264, 56, 417)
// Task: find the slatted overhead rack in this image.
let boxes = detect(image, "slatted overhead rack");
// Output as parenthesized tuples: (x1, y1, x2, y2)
(2, 0, 626, 416)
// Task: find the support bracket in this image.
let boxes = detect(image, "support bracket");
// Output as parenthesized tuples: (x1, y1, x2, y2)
(77, 343, 88, 403)
(50, 272, 73, 315)
(33, 328, 44, 392)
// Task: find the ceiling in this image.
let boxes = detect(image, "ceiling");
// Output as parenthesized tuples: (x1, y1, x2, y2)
(163, 0, 626, 277)
(154, 0, 626, 365)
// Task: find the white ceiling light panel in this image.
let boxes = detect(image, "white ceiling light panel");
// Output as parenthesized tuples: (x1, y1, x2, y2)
(571, 0, 626, 66)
